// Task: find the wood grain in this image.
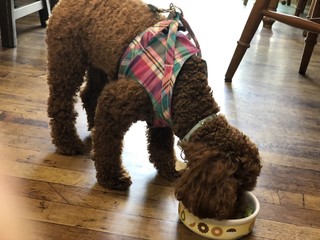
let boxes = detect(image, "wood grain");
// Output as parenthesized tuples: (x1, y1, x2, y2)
(0, 0, 319, 239)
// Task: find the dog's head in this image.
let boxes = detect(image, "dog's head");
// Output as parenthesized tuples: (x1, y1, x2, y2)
(175, 116, 262, 220)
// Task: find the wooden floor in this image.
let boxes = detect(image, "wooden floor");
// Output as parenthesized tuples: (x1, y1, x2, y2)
(0, 0, 319, 239)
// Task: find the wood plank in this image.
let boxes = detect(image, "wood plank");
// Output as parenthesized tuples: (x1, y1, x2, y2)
(259, 151, 320, 171)
(0, 79, 48, 101)
(3, 158, 97, 188)
(256, 173, 320, 195)
(251, 219, 320, 240)
(261, 161, 320, 183)
(10, 175, 320, 224)
(6, 148, 320, 196)
(0, 92, 47, 106)
(4, 159, 176, 201)
(5, 174, 320, 239)
(0, 113, 49, 128)
(0, 144, 92, 172)
(252, 188, 320, 211)
(0, 60, 46, 72)
(7, 177, 68, 203)
(30, 220, 146, 240)
(258, 201, 320, 228)
(2, 143, 320, 208)
(18, 196, 203, 240)
(8, 177, 180, 221)
(0, 74, 48, 90)
(0, 134, 54, 152)
(16, 196, 320, 240)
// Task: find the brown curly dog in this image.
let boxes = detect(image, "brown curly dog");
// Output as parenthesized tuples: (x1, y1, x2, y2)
(46, 0, 262, 220)
(46, 0, 164, 154)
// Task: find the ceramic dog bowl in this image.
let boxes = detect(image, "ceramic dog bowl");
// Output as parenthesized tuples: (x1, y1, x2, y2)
(178, 191, 260, 240)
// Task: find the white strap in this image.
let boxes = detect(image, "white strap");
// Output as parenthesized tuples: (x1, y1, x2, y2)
(178, 114, 217, 145)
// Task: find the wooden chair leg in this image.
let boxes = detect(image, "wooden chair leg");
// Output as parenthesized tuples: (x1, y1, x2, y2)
(263, 0, 279, 28)
(225, 0, 271, 82)
(39, 0, 51, 27)
(50, 0, 59, 10)
(0, 0, 17, 47)
(303, 0, 316, 36)
(299, 32, 318, 74)
(295, 0, 309, 16)
(299, 0, 320, 74)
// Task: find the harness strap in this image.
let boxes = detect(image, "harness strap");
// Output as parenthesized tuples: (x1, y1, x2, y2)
(179, 15, 202, 58)
(148, 3, 202, 58)
(119, 4, 201, 127)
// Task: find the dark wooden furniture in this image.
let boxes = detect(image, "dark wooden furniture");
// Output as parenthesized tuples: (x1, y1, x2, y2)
(225, 0, 320, 82)
(295, 0, 310, 16)
(0, 0, 51, 47)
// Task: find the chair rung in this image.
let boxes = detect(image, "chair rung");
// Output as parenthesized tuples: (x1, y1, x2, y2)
(14, 1, 43, 20)
(262, 9, 320, 33)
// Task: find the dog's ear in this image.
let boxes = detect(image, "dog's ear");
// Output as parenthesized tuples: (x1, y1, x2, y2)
(234, 140, 262, 191)
(175, 145, 238, 220)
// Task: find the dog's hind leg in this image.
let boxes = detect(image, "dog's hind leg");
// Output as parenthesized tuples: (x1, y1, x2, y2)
(47, 38, 87, 155)
(80, 68, 109, 130)
(146, 127, 181, 181)
(92, 79, 153, 190)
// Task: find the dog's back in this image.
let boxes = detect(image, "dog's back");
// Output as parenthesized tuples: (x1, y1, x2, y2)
(47, 0, 163, 77)
(46, 0, 165, 155)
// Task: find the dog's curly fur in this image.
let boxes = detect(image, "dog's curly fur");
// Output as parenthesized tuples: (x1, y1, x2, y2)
(46, 0, 262, 220)
(46, 0, 164, 155)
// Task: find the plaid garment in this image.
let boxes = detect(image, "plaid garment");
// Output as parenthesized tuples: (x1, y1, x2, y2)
(118, 13, 200, 127)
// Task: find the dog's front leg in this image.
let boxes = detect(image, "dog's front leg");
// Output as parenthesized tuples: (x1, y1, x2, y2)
(146, 127, 181, 181)
(92, 93, 132, 190)
(92, 79, 153, 190)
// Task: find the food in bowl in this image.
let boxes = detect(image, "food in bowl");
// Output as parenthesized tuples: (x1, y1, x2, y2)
(178, 191, 260, 240)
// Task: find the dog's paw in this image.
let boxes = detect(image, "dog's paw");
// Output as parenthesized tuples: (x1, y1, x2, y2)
(159, 169, 183, 182)
(97, 175, 132, 191)
(55, 138, 86, 155)
(57, 144, 87, 155)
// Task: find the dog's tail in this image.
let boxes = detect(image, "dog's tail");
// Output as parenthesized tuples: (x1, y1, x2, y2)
(80, 68, 109, 130)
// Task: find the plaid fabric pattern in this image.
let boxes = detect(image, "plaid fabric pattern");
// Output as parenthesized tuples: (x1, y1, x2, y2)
(118, 13, 200, 127)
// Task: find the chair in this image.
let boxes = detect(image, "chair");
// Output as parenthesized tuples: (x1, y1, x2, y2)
(225, 0, 320, 82)
(295, 0, 310, 16)
(0, 0, 51, 48)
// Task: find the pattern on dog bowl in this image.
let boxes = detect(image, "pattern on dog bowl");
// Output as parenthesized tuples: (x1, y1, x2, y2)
(178, 191, 260, 240)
